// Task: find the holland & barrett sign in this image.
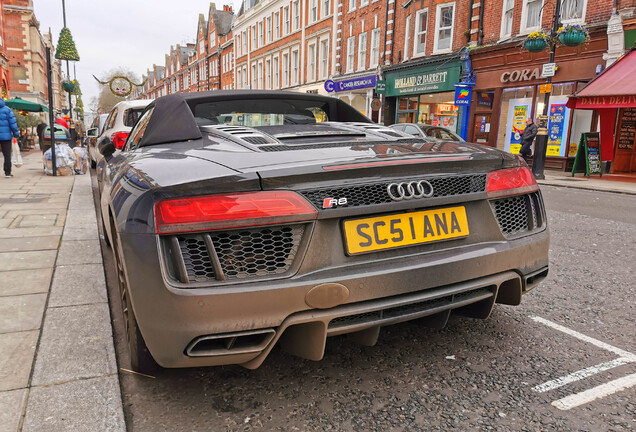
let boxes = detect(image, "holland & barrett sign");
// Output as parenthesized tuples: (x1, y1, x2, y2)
(384, 63, 461, 97)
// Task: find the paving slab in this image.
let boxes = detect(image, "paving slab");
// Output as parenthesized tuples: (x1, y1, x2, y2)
(0, 250, 57, 271)
(48, 264, 107, 307)
(0, 331, 38, 391)
(0, 268, 53, 296)
(56, 240, 102, 265)
(62, 226, 99, 241)
(0, 236, 60, 253)
(0, 219, 11, 228)
(0, 227, 63, 239)
(31, 303, 116, 385)
(0, 388, 28, 432)
(0, 295, 47, 333)
(16, 214, 59, 228)
(22, 375, 125, 432)
(2, 209, 66, 218)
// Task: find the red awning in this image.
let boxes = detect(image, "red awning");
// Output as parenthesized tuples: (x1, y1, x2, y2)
(567, 49, 636, 109)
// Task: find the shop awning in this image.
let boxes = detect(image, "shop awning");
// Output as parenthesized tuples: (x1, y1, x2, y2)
(567, 49, 636, 109)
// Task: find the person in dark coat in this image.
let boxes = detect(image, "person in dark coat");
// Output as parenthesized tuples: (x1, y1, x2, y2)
(0, 99, 20, 178)
(519, 118, 538, 162)
(36, 122, 48, 150)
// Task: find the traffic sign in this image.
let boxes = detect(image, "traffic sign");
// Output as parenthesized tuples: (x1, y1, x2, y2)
(542, 63, 556, 77)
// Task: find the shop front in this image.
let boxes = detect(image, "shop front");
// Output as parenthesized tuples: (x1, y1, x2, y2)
(567, 49, 636, 173)
(382, 57, 463, 135)
(326, 74, 378, 119)
(468, 35, 607, 170)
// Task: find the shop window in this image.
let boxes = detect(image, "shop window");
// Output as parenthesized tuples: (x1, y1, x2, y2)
(534, 83, 574, 157)
(500, 0, 515, 39)
(497, 86, 534, 153)
(561, 0, 586, 23)
(415, 9, 428, 56)
(521, 0, 543, 34)
(434, 3, 454, 53)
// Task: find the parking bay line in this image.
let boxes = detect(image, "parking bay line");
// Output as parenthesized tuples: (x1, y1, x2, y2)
(552, 372, 636, 411)
(530, 316, 636, 410)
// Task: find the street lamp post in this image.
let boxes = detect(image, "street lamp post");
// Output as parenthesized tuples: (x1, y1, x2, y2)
(532, 0, 563, 180)
(61, 0, 73, 122)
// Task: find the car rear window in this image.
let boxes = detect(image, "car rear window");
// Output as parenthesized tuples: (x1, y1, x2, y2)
(123, 108, 145, 127)
(190, 98, 330, 126)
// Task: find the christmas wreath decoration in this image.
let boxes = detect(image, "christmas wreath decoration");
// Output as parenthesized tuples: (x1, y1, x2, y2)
(93, 75, 147, 97)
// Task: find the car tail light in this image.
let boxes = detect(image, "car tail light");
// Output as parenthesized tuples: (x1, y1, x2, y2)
(155, 191, 318, 234)
(486, 167, 539, 198)
(111, 132, 129, 150)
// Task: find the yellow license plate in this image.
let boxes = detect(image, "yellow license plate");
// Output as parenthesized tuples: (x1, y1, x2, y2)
(343, 206, 469, 254)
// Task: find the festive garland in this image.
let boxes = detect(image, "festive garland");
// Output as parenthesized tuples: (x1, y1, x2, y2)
(93, 75, 147, 97)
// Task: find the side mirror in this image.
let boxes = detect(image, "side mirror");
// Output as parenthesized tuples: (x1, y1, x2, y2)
(87, 128, 98, 137)
(99, 138, 116, 158)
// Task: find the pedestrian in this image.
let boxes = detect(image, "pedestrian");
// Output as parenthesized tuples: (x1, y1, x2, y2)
(36, 122, 47, 151)
(519, 117, 538, 163)
(0, 99, 20, 178)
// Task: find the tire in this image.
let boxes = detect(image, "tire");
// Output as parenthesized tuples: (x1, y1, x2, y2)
(112, 222, 158, 375)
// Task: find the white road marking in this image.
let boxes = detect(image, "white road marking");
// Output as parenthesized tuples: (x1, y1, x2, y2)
(532, 357, 633, 393)
(552, 372, 636, 410)
(530, 316, 636, 360)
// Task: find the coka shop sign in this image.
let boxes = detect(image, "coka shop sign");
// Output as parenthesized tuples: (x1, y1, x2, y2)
(500, 68, 541, 83)
(385, 64, 460, 96)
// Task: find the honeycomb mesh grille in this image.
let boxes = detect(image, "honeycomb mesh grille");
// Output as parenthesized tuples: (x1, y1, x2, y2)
(174, 225, 304, 283)
(301, 174, 487, 208)
(492, 192, 543, 238)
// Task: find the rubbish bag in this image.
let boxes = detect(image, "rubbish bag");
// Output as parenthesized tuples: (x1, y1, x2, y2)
(43, 143, 76, 176)
(11, 139, 23, 168)
(73, 147, 88, 175)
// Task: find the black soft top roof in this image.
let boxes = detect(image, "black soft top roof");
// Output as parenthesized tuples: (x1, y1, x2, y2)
(138, 90, 371, 147)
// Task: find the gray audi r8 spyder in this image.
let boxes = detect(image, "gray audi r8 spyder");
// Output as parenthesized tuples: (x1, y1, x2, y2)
(98, 91, 549, 373)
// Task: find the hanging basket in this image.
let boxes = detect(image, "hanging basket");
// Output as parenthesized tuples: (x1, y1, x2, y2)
(62, 81, 76, 92)
(558, 30, 586, 47)
(524, 38, 548, 53)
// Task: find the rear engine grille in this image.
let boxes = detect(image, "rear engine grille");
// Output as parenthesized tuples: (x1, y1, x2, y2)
(492, 192, 544, 238)
(167, 225, 305, 284)
(301, 174, 487, 208)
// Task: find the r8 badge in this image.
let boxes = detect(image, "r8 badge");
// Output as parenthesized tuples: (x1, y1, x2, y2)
(323, 197, 348, 208)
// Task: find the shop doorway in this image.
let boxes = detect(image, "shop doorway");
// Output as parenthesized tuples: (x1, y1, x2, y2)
(473, 114, 492, 146)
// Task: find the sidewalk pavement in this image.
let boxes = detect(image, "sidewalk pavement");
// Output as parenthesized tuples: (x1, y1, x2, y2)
(539, 169, 636, 195)
(0, 151, 634, 432)
(0, 149, 125, 432)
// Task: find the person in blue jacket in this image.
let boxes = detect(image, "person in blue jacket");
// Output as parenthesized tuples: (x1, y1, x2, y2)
(0, 99, 20, 178)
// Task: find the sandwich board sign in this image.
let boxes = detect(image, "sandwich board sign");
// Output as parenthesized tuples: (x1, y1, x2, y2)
(571, 132, 602, 177)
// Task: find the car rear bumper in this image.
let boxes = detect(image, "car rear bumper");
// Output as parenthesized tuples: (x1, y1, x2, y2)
(120, 228, 549, 369)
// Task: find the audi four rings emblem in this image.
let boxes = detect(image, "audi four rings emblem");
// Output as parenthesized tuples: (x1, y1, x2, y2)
(387, 181, 434, 201)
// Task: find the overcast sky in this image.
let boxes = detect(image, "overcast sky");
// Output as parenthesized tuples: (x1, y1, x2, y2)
(33, 0, 241, 113)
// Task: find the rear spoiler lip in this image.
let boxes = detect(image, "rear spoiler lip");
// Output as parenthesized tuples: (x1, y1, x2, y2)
(323, 156, 471, 171)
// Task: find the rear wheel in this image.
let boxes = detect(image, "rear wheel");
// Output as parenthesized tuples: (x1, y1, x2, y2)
(112, 222, 158, 374)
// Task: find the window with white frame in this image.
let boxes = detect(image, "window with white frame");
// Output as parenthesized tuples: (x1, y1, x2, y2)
(347, 36, 355, 72)
(242, 31, 248, 54)
(282, 53, 289, 86)
(414, 9, 427, 55)
(501, 0, 515, 38)
(242, 66, 248, 88)
(237, 69, 242, 88)
(370, 28, 381, 67)
(284, 7, 290, 35)
(358, 32, 367, 71)
(322, 0, 330, 18)
(236, 34, 241, 56)
(273, 56, 279, 89)
(258, 22, 264, 46)
(404, 15, 411, 60)
(349, 0, 356, 11)
(252, 63, 257, 89)
(561, 0, 585, 22)
(265, 59, 271, 89)
(274, 12, 280, 39)
(320, 39, 329, 78)
(199, 39, 204, 54)
(308, 43, 316, 81)
(184, 72, 189, 89)
(292, 50, 299, 85)
(521, 0, 543, 33)
(434, 2, 454, 52)
(267, 17, 272, 43)
(210, 31, 216, 48)
(293, 1, 300, 30)
(310, 0, 318, 23)
(251, 25, 257, 48)
(360, 0, 368, 6)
